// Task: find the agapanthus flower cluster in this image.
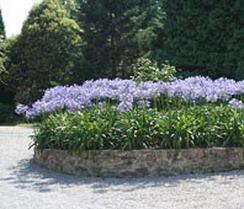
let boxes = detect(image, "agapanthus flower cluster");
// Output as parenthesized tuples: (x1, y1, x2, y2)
(15, 76, 244, 118)
(228, 98, 244, 108)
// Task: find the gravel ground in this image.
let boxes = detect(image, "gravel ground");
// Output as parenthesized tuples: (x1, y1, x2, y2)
(0, 126, 244, 209)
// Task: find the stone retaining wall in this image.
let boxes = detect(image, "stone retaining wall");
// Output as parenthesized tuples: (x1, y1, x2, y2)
(34, 148, 244, 178)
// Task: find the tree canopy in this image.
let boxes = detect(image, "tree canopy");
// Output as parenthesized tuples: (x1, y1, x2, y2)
(77, 0, 165, 79)
(164, 0, 244, 79)
(7, 0, 86, 104)
(0, 9, 6, 84)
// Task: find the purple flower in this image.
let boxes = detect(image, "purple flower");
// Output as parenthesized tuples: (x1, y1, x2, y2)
(16, 76, 244, 117)
(138, 100, 151, 109)
(15, 104, 29, 115)
(228, 99, 244, 108)
(118, 93, 134, 112)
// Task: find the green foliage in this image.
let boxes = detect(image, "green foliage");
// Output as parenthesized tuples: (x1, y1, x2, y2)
(0, 103, 18, 123)
(0, 9, 5, 39)
(0, 37, 13, 85)
(0, 38, 7, 83)
(131, 58, 176, 82)
(0, 37, 19, 103)
(135, 0, 166, 61)
(0, 9, 7, 83)
(33, 105, 244, 151)
(77, 0, 166, 79)
(0, 103, 11, 122)
(58, 0, 78, 18)
(224, 27, 244, 80)
(0, 39, 15, 108)
(7, 0, 86, 104)
(164, 0, 244, 80)
(77, 0, 139, 78)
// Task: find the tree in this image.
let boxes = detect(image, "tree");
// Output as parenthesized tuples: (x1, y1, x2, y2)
(0, 9, 5, 39)
(77, 0, 140, 78)
(164, 0, 244, 79)
(0, 37, 16, 104)
(77, 0, 166, 79)
(8, 0, 86, 104)
(135, 0, 165, 62)
(0, 38, 7, 83)
(0, 8, 6, 83)
(58, 0, 78, 18)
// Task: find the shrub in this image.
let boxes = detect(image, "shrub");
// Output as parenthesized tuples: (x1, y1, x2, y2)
(32, 105, 244, 151)
(131, 58, 176, 82)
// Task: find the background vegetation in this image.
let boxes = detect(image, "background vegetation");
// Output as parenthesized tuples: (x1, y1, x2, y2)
(164, 0, 244, 80)
(0, 0, 243, 123)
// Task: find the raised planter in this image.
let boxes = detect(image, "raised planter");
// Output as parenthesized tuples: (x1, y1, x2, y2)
(34, 148, 244, 178)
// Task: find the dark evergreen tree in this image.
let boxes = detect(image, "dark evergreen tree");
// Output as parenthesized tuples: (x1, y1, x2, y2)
(135, 0, 165, 61)
(0, 9, 5, 39)
(164, 0, 244, 79)
(0, 8, 6, 83)
(77, 0, 140, 78)
(77, 0, 166, 78)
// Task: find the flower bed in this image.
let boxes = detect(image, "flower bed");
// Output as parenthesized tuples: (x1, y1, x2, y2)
(15, 76, 243, 151)
(16, 76, 244, 176)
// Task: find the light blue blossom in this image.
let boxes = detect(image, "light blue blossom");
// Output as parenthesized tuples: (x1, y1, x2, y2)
(15, 76, 244, 117)
(228, 99, 244, 108)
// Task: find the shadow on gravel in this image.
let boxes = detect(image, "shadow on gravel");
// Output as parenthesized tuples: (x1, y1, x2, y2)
(1, 158, 244, 193)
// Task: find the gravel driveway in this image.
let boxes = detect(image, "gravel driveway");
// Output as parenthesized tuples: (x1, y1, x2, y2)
(0, 126, 244, 209)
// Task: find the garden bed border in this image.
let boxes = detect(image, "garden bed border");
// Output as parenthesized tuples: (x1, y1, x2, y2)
(34, 147, 244, 178)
